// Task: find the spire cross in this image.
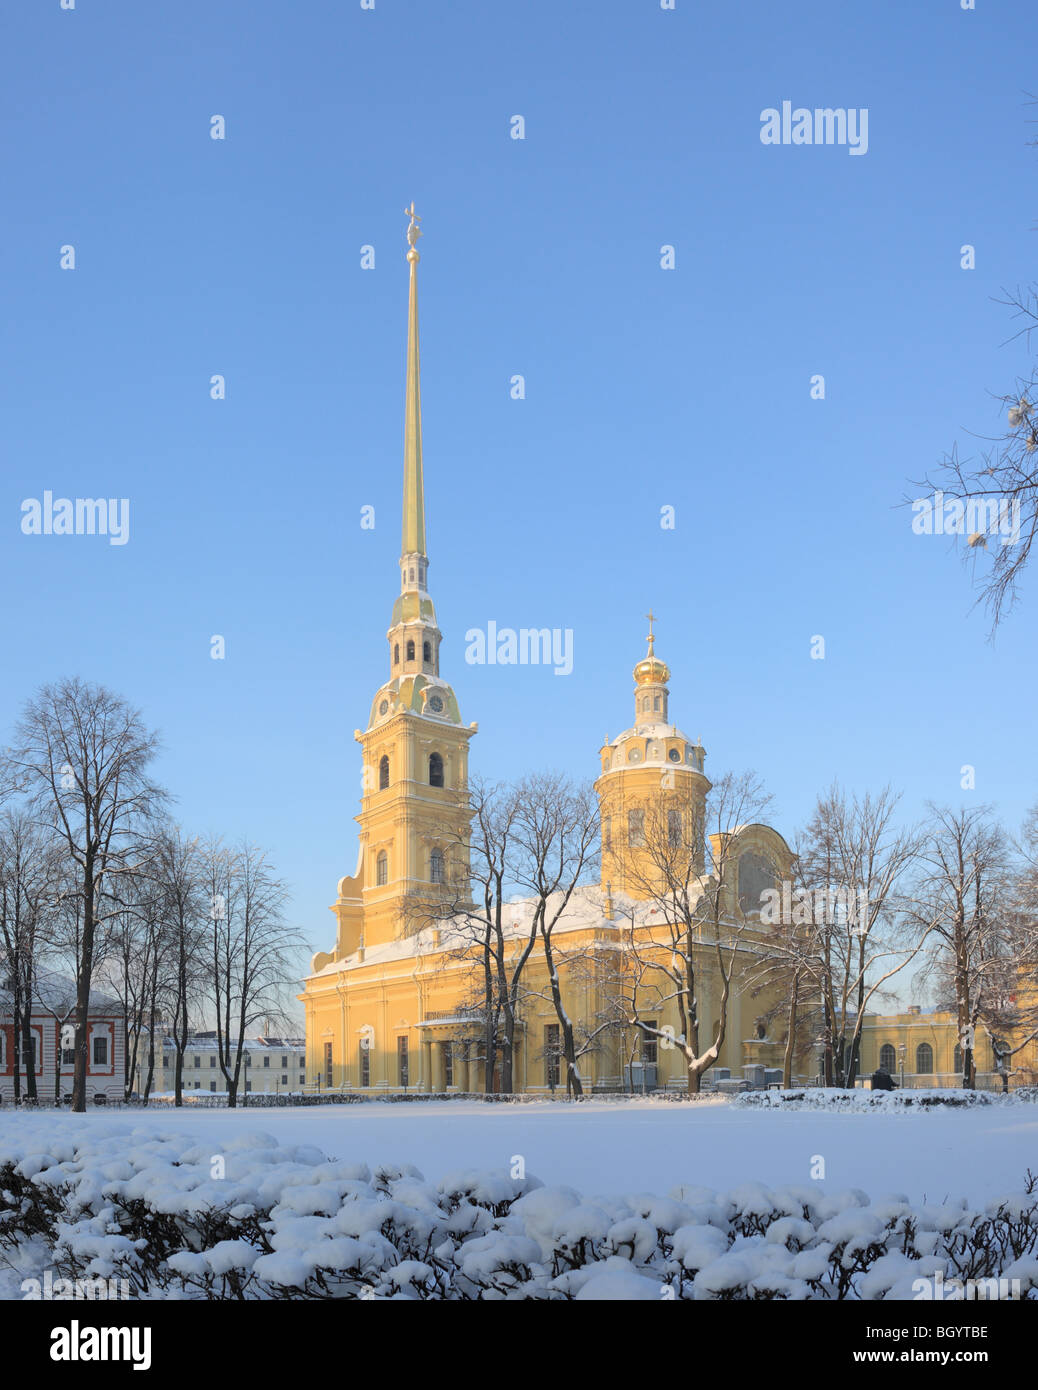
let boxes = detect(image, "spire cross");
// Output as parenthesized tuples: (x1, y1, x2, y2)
(404, 201, 422, 248)
(645, 610, 656, 653)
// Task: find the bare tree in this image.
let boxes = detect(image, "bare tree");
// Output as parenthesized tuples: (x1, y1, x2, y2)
(791, 785, 926, 1087)
(606, 770, 773, 1094)
(203, 839, 304, 1107)
(907, 805, 1012, 1088)
(0, 811, 62, 1102)
(5, 679, 165, 1110)
(510, 774, 600, 1098)
(155, 827, 207, 1106)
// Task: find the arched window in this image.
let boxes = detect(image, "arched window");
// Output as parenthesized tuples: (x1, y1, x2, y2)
(628, 809, 644, 847)
(603, 817, 611, 851)
(394, 644, 400, 665)
(915, 1042, 934, 1074)
(953, 1043, 963, 1075)
(378, 755, 389, 790)
(430, 849, 445, 884)
(879, 1044, 896, 1073)
(406, 640, 415, 661)
(653, 696, 661, 710)
(376, 851, 388, 887)
(642, 697, 650, 712)
(423, 641, 432, 664)
(667, 809, 682, 847)
(429, 752, 444, 787)
(409, 568, 415, 582)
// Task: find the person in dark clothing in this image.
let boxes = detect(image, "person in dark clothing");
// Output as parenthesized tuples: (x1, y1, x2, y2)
(871, 1067, 896, 1091)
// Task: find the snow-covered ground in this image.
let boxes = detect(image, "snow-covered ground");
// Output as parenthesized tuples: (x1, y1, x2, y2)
(3, 1095, 1034, 1205)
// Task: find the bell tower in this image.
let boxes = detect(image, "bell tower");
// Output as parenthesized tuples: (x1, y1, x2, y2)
(329, 206, 476, 957)
(595, 615, 710, 899)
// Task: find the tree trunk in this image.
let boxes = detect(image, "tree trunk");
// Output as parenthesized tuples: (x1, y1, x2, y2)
(783, 975, 799, 1088)
(72, 866, 96, 1112)
(20, 1010, 37, 1101)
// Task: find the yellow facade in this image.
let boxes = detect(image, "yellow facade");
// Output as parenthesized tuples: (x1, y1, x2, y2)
(300, 212, 799, 1095)
(859, 1007, 1038, 1089)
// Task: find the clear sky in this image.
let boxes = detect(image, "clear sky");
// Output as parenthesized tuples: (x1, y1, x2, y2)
(2, 0, 1035, 995)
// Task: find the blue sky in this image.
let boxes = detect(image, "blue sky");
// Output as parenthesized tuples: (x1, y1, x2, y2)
(2, 0, 1035, 995)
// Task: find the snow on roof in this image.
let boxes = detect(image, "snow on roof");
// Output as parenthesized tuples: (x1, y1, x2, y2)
(310, 884, 705, 979)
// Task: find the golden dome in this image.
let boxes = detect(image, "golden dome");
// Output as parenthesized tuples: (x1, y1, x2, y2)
(633, 654, 670, 686)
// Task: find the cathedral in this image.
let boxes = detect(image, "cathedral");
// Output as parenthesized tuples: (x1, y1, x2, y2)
(300, 209, 795, 1095)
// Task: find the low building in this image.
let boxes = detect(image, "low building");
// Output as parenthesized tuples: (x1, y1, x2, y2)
(858, 1005, 1038, 1089)
(0, 976, 125, 1104)
(133, 1033, 307, 1096)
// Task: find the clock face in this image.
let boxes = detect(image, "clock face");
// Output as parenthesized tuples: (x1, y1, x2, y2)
(628, 748, 642, 763)
(668, 748, 680, 762)
(427, 694, 444, 713)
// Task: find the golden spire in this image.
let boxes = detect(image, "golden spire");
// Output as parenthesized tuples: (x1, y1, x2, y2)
(402, 201, 426, 558)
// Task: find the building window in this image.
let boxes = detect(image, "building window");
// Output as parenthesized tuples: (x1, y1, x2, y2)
(210, 1055, 216, 1067)
(915, 1043, 934, 1074)
(653, 695, 660, 710)
(379, 755, 390, 790)
(263, 1055, 270, 1068)
(879, 1044, 896, 1072)
(544, 1024, 560, 1089)
(603, 817, 611, 851)
(442, 1041, 453, 1088)
(406, 640, 415, 661)
(162, 1053, 169, 1068)
(953, 1044, 963, 1074)
(429, 752, 444, 787)
(667, 809, 682, 847)
(628, 809, 644, 847)
(394, 643, 400, 665)
(194, 1080, 200, 1089)
(89, 1035, 107, 1067)
(398, 1037, 409, 1088)
(194, 1055, 201, 1069)
(324, 1041, 333, 1087)
(423, 641, 432, 663)
(62, 1045, 75, 1066)
(359, 1040, 370, 1087)
(430, 849, 445, 884)
(281, 1055, 288, 1068)
(376, 850, 388, 886)
(210, 1082, 216, 1092)
(282, 1074, 288, 1085)
(244, 1053, 250, 1066)
(246, 1081, 251, 1092)
(641, 1021, 658, 1065)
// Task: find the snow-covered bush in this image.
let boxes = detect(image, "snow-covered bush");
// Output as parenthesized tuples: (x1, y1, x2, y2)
(733, 1087, 1037, 1112)
(0, 1121, 1036, 1300)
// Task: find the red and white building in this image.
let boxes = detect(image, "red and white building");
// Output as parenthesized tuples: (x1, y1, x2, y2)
(0, 976, 126, 1104)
